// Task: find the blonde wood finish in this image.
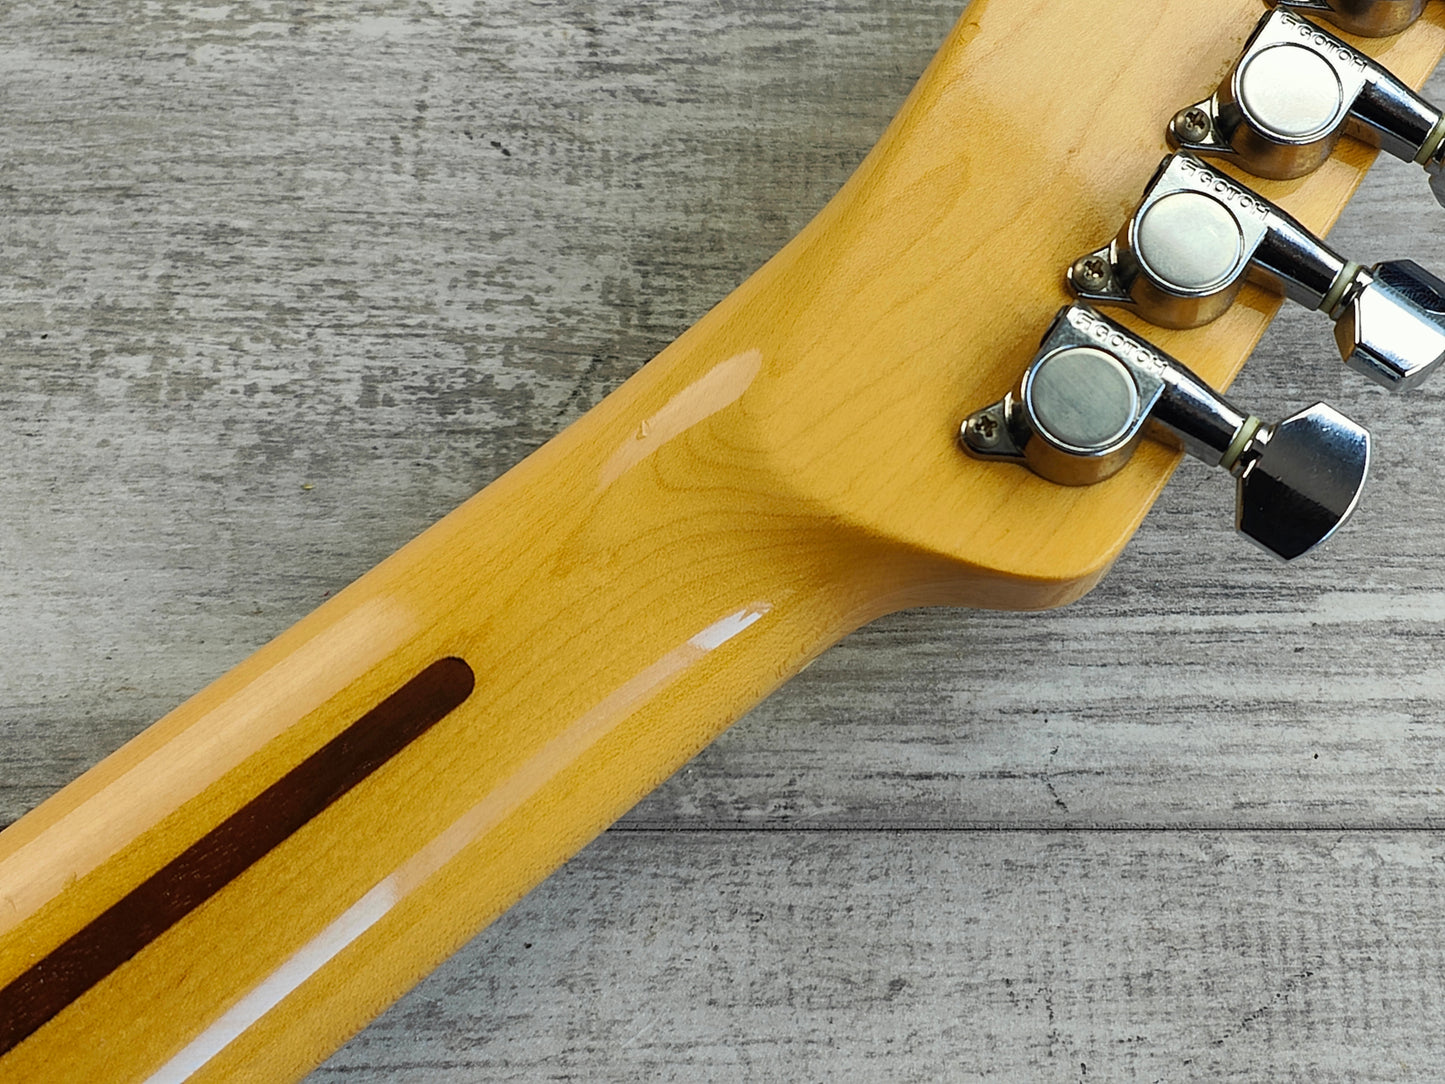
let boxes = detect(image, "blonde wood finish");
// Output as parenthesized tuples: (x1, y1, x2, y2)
(2, 2, 1444, 1080)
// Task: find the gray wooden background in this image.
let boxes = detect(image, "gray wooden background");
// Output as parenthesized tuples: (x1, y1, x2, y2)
(3, 2, 1445, 1080)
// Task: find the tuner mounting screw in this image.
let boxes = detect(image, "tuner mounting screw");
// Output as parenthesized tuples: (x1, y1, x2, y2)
(1172, 106, 1212, 145)
(1073, 254, 1112, 292)
(969, 413, 999, 446)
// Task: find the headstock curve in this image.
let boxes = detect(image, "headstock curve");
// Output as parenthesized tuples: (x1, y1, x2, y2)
(679, 0, 1445, 610)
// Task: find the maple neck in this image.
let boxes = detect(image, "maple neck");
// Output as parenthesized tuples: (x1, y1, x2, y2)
(0, 364, 891, 1080)
(0, 177, 1066, 1076)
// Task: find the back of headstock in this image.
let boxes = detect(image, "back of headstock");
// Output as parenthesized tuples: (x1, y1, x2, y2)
(735, 0, 1445, 606)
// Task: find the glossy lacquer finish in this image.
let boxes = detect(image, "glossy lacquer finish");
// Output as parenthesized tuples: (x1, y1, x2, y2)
(2, 2, 1444, 1080)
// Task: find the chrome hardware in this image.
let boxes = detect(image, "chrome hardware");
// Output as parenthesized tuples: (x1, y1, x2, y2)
(1268, 0, 1427, 38)
(1068, 152, 1445, 390)
(1334, 259, 1445, 386)
(1170, 9, 1445, 201)
(961, 304, 1371, 560)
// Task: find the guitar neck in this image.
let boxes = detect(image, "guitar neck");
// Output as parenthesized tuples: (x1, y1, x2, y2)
(0, 310, 901, 1079)
(0, 82, 1094, 1068)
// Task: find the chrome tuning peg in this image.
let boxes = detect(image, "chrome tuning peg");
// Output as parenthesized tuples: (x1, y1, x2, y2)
(1268, 0, 1427, 37)
(1068, 152, 1445, 390)
(1170, 9, 1445, 203)
(961, 304, 1370, 560)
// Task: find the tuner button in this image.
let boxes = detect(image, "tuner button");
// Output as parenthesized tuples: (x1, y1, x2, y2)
(1428, 167, 1445, 210)
(1234, 405, 1370, 561)
(1333, 260, 1445, 391)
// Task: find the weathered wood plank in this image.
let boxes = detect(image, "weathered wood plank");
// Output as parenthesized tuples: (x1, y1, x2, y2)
(317, 831, 1445, 1082)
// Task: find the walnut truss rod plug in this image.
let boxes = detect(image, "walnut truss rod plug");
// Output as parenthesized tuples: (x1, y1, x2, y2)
(1170, 9, 1445, 202)
(1269, 0, 1429, 38)
(1069, 152, 1445, 391)
(961, 304, 1371, 561)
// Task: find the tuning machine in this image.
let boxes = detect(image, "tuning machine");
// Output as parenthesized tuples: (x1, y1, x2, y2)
(1269, 0, 1428, 38)
(1170, 9, 1445, 202)
(961, 305, 1371, 560)
(1069, 152, 1445, 391)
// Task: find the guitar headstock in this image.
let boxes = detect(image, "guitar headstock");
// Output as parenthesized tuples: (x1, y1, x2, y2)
(672, 0, 1445, 611)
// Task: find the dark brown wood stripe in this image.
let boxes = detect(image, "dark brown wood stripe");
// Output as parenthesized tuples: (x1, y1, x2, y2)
(0, 656, 474, 1058)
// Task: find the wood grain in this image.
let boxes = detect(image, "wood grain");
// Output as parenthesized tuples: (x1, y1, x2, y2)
(3, 0, 1445, 1080)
